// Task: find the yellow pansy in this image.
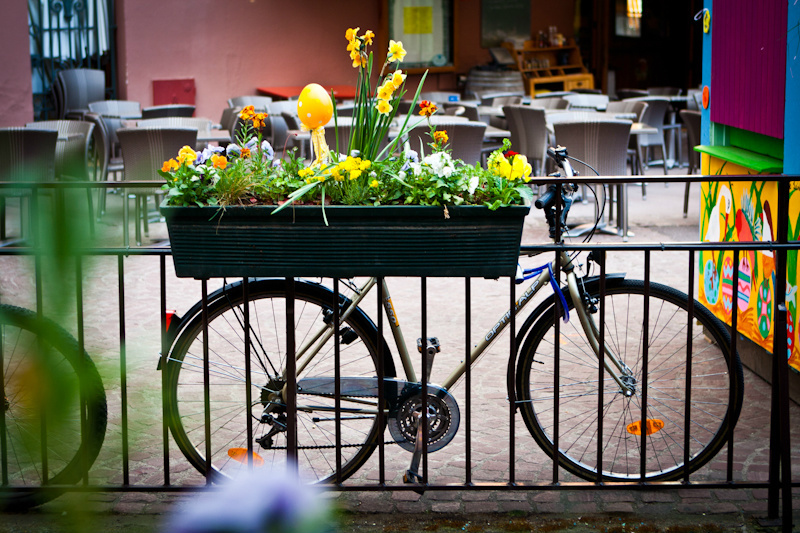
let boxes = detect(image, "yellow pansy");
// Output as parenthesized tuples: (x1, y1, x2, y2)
(177, 146, 197, 164)
(388, 40, 407, 63)
(370, 179, 380, 188)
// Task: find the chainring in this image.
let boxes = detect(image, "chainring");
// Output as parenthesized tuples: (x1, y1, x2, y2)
(388, 385, 460, 453)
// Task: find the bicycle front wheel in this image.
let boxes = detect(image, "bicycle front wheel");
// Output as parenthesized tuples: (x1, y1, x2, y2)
(516, 279, 744, 482)
(0, 304, 107, 510)
(164, 279, 395, 484)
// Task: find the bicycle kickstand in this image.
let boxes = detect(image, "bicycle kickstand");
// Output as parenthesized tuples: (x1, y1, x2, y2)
(403, 411, 426, 495)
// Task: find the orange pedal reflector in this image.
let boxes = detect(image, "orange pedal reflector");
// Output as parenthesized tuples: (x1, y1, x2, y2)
(626, 419, 665, 436)
(228, 448, 264, 467)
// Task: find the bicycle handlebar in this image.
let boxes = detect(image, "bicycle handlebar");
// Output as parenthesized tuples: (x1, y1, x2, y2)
(537, 146, 578, 239)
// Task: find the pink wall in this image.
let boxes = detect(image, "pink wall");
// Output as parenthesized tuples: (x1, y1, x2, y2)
(117, 1, 575, 120)
(0, 1, 575, 125)
(0, 1, 34, 126)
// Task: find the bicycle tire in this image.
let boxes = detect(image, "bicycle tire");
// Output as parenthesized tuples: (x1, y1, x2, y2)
(164, 279, 396, 484)
(515, 279, 744, 482)
(0, 304, 107, 510)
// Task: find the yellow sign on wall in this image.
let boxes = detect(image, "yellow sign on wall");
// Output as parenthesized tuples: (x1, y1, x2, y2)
(403, 6, 433, 34)
(699, 154, 800, 371)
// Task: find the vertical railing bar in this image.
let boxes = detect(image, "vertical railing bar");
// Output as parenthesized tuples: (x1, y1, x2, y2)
(377, 277, 386, 486)
(118, 255, 129, 486)
(640, 250, 650, 482)
(34, 210, 48, 483)
(508, 274, 516, 484)
(596, 249, 606, 484)
(285, 277, 297, 469)
(684, 249, 696, 484)
(421, 277, 428, 484)
(243, 278, 253, 470)
(76, 255, 89, 486)
(201, 280, 212, 484)
(773, 177, 792, 531)
(552, 248, 561, 484)
(465, 277, 472, 486)
(726, 248, 737, 483)
(159, 256, 170, 485)
(334, 278, 342, 484)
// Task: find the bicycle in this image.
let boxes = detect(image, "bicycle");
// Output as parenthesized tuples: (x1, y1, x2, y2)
(0, 304, 107, 509)
(161, 146, 744, 485)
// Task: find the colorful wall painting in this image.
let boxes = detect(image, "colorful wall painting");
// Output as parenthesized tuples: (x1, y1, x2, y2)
(699, 154, 800, 371)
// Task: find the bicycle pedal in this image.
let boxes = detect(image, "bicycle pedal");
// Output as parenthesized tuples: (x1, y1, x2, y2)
(416, 337, 440, 377)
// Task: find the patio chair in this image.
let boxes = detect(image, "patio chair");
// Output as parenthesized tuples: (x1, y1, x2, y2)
(117, 127, 197, 246)
(0, 128, 58, 241)
(83, 112, 124, 220)
(552, 118, 632, 239)
(625, 97, 670, 180)
(502, 105, 548, 176)
(88, 100, 143, 157)
(227, 95, 273, 110)
(56, 68, 106, 119)
(562, 93, 609, 111)
(141, 104, 196, 119)
(679, 109, 702, 217)
(405, 121, 487, 166)
(529, 97, 570, 110)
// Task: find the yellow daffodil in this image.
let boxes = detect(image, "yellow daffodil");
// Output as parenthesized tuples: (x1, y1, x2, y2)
(345, 27, 360, 42)
(390, 70, 406, 89)
(388, 40, 406, 63)
(210, 154, 227, 170)
(363, 30, 374, 45)
(377, 82, 394, 101)
(375, 99, 393, 115)
(350, 48, 366, 68)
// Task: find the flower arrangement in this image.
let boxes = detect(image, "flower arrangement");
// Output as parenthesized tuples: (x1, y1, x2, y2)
(159, 27, 535, 214)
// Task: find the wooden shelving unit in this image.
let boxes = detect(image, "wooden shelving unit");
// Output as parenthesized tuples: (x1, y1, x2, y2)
(502, 41, 594, 96)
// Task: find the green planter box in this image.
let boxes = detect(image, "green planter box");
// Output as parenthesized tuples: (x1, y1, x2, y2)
(160, 204, 530, 279)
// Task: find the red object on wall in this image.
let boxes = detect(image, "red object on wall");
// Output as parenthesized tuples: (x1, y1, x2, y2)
(710, 0, 786, 139)
(153, 79, 196, 106)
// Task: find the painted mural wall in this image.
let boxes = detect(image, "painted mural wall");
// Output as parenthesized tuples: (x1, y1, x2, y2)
(698, 157, 800, 371)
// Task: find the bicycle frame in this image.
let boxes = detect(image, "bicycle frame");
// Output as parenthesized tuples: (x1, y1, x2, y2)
(290, 248, 635, 404)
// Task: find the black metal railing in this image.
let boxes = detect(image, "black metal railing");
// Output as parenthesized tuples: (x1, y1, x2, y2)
(0, 177, 796, 531)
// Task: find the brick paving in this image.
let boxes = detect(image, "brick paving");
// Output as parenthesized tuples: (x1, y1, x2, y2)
(1, 168, 798, 529)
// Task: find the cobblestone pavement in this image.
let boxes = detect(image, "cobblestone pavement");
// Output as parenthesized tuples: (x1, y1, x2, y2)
(0, 168, 798, 531)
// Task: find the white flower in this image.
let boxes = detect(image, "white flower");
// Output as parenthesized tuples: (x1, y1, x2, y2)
(468, 175, 479, 194)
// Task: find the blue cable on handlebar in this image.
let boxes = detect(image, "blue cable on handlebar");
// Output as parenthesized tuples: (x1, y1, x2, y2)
(515, 263, 570, 323)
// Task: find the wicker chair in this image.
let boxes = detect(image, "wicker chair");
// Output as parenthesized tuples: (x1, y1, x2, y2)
(405, 121, 487, 166)
(502, 105, 548, 176)
(141, 104, 196, 119)
(679, 109, 702, 217)
(227, 96, 272, 110)
(0, 128, 58, 240)
(56, 68, 106, 119)
(117, 127, 197, 246)
(552, 118, 632, 239)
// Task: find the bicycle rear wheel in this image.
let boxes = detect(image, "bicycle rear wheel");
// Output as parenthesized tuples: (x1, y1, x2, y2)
(0, 304, 107, 510)
(516, 279, 744, 482)
(164, 279, 395, 484)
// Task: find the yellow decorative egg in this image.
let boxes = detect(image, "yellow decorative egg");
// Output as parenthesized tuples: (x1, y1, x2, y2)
(297, 83, 333, 129)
